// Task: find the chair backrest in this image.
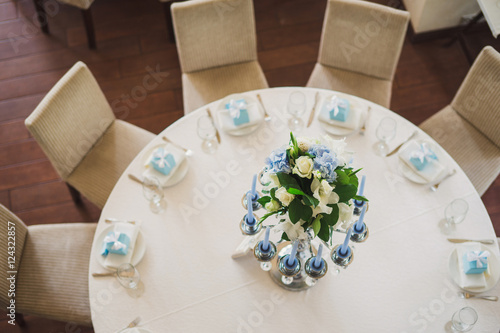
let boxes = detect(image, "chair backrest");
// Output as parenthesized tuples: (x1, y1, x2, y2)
(318, 0, 409, 81)
(172, 0, 258, 73)
(25, 61, 115, 180)
(0, 205, 28, 308)
(451, 46, 500, 147)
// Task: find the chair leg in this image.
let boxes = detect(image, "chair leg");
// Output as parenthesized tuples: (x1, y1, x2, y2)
(16, 313, 26, 327)
(33, 0, 49, 34)
(162, 1, 176, 43)
(66, 184, 82, 204)
(81, 8, 96, 49)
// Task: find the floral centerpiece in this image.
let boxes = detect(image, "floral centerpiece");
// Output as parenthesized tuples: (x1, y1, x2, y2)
(258, 133, 368, 243)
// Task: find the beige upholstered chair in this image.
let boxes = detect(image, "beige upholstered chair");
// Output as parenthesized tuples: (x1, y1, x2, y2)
(33, 0, 97, 49)
(0, 204, 96, 326)
(420, 46, 500, 196)
(25, 61, 155, 209)
(306, 0, 409, 108)
(171, 0, 269, 114)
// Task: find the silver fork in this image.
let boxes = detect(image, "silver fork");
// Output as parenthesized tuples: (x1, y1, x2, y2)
(429, 169, 456, 191)
(459, 292, 498, 301)
(118, 316, 141, 332)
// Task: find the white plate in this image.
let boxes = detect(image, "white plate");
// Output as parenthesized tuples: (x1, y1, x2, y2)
(121, 328, 153, 333)
(216, 94, 264, 136)
(141, 144, 189, 188)
(448, 245, 500, 293)
(318, 95, 367, 137)
(397, 140, 448, 184)
(94, 225, 146, 270)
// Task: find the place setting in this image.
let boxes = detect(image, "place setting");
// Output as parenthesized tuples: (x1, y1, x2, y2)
(92, 218, 146, 296)
(305, 92, 369, 136)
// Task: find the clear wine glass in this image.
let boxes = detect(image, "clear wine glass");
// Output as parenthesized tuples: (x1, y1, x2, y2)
(287, 91, 306, 132)
(451, 307, 478, 332)
(142, 176, 166, 214)
(373, 117, 397, 156)
(445, 199, 469, 225)
(116, 263, 141, 290)
(197, 115, 218, 154)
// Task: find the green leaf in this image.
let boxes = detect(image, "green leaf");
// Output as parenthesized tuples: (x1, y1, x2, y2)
(317, 224, 331, 243)
(334, 184, 358, 202)
(335, 169, 350, 185)
(353, 195, 369, 202)
(287, 188, 306, 195)
(257, 196, 271, 206)
(347, 168, 362, 176)
(301, 205, 313, 222)
(277, 172, 301, 190)
(312, 215, 321, 236)
(348, 173, 359, 187)
(259, 209, 286, 224)
(281, 233, 290, 242)
(288, 198, 302, 223)
(321, 204, 339, 227)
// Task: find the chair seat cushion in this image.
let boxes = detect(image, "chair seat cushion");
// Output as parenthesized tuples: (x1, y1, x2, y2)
(419, 105, 500, 196)
(306, 63, 392, 108)
(16, 222, 97, 326)
(67, 120, 155, 208)
(182, 61, 269, 114)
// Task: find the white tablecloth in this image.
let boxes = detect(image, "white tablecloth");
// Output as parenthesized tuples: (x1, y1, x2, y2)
(89, 87, 500, 332)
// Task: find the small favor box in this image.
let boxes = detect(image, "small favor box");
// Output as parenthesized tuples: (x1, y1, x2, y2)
(101, 232, 131, 256)
(328, 97, 350, 122)
(409, 144, 438, 171)
(150, 147, 176, 175)
(462, 251, 489, 275)
(226, 99, 250, 126)
(409, 156, 427, 171)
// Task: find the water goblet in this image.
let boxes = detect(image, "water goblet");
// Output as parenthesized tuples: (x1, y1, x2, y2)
(142, 176, 166, 214)
(287, 91, 306, 132)
(197, 115, 218, 154)
(373, 117, 397, 156)
(116, 263, 141, 290)
(445, 199, 469, 226)
(451, 307, 478, 332)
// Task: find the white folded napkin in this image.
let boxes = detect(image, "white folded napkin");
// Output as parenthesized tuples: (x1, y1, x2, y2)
(318, 97, 361, 130)
(398, 140, 445, 182)
(456, 243, 487, 290)
(217, 102, 263, 132)
(103, 221, 142, 269)
(123, 328, 141, 333)
(143, 144, 185, 186)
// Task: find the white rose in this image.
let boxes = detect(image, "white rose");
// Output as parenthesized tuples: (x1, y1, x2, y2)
(292, 156, 314, 179)
(261, 171, 280, 192)
(296, 137, 318, 152)
(311, 178, 340, 215)
(265, 199, 281, 212)
(338, 202, 354, 229)
(275, 187, 295, 206)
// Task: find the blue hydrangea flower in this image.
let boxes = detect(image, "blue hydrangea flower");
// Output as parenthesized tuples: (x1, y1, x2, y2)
(313, 152, 338, 182)
(308, 144, 331, 158)
(265, 147, 291, 174)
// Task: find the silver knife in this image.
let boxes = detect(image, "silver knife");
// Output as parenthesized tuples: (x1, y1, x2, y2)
(447, 238, 495, 245)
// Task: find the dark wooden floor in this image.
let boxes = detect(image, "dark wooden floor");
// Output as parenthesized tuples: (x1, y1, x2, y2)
(0, 0, 499, 331)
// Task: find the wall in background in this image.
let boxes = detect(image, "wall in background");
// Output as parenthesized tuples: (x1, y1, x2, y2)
(403, 0, 480, 33)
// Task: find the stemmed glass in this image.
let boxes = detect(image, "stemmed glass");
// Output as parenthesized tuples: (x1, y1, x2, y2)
(116, 263, 141, 290)
(373, 117, 397, 156)
(197, 115, 218, 154)
(445, 199, 469, 225)
(451, 307, 478, 332)
(142, 176, 166, 214)
(287, 91, 306, 132)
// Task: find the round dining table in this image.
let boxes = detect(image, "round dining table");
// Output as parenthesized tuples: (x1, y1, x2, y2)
(88, 87, 500, 332)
